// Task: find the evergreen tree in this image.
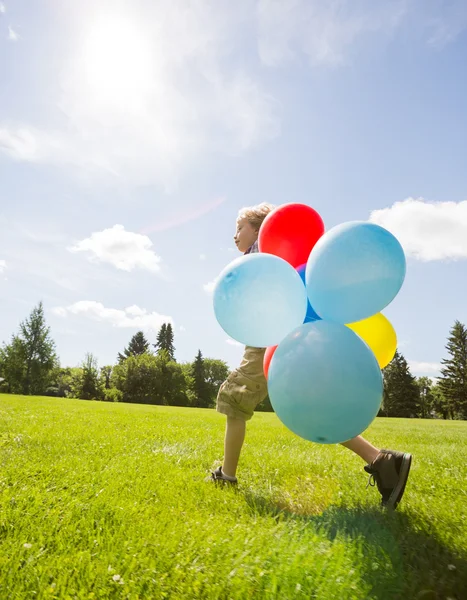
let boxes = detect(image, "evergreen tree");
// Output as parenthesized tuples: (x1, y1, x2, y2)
(439, 320, 467, 419)
(0, 302, 58, 395)
(20, 302, 58, 395)
(73, 353, 103, 400)
(191, 350, 210, 408)
(382, 350, 419, 417)
(154, 323, 175, 361)
(118, 331, 150, 363)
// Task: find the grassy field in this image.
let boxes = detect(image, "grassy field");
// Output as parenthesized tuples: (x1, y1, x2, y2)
(0, 394, 466, 599)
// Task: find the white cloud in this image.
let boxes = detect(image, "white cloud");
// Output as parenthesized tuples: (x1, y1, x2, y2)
(179, 325, 186, 332)
(2, 1, 465, 187)
(409, 360, 441, 377)
(370, 198, 467, 261)
(203, 277, 218, 294)
(200, 254, 207, 261)
(7, 25, 18, 41)
(256, 1, 467, 67)
(226, 338, 243, 347)
(0, 260, 6, 273)
(0, 1, 279, 187)
(0, 3, 5, 14)
(257, 0, 407, 67)
(68, 225, 162, 272)
(53, 301, 172, 331)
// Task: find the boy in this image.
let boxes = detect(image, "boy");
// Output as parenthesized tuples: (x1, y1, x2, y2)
(211, 203, 412, 510)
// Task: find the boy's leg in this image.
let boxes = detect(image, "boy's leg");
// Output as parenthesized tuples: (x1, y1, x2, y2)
(213, 346, 268, 483)
(222, 416, 246, 478)
(340, 435, 379, 463)
(342, 435, 412, 509)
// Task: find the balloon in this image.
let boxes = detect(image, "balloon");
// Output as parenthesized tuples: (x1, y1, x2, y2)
(346, 313, 397, 370)
(296, 264, 321, 323)
(268, 321, 383, 444)
(258, 203, 325, 268)
(306, 222, 406, 324)
(213, 253, 308, 347)
(263, 345, 277, 379)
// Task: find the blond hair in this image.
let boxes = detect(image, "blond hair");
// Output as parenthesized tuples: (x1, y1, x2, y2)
(237, 202, 275, 231)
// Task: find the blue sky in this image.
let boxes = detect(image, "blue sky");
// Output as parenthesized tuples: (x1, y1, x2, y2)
(1, 0, 466, 376)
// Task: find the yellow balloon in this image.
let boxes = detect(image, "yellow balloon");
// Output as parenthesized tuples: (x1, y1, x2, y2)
(346, 313, 397, 369)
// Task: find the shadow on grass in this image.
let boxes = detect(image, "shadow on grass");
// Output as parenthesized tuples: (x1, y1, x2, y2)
(243, 491, 466, 599)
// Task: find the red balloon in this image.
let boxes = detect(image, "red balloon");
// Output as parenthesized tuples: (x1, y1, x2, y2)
(263, 345, 277, 379)
(258, 203, 325, 268)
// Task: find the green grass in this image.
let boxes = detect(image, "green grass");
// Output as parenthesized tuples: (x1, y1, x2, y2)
(1, 395, 466, 599)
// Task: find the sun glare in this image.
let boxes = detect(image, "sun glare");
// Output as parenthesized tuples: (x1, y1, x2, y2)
(80, 16, 153, 111)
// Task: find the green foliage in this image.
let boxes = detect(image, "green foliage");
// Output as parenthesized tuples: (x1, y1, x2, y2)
(154, 323, 176, 361)
(439, 320, 467, 419)
(382, 351, 419, 417)
(118, 331, 150, 363)
(191, 350, 211, 408)
(1, 396, 466, 599)
(0, 302, 58, 395)
(103, 387, 123, 403)
(100, 365, 113, 389)
(203, 358, 230, 404)
(71, 353, 103, 400)
(416, 376, 434, 419)
(113, 352, 188, 405)
(431, 383, 449, 419)
(0, 335, 26, 394)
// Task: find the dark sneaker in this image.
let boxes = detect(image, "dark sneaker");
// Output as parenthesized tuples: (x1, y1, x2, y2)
(364, 449, 412, 509)
(210, 466, 238, 485)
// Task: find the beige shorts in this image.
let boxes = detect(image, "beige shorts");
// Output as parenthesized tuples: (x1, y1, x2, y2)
(216, 346, 268, 421)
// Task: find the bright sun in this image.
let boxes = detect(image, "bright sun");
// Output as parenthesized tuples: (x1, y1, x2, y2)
(80, 16, 153, 111)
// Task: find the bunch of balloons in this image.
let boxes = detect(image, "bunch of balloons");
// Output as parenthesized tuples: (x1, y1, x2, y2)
(213, 203, 405, 444)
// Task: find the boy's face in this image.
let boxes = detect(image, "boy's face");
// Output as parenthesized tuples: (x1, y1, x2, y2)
(234, 217, 258, 253)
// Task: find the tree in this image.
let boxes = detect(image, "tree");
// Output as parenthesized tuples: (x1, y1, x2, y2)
(19, 302, 58, 395)
(73, 353, 103, 400)
(0, 302, 58, 395)
(0, 336, 26, 394)
(431, 383, 449, 419)
(46, 366, 73, 397)
(154, 323, 175, 361)
(118, 331, 150, 363)
(416, 376, 434, 419)
(439, 320, 467, 419)
(113, 353, 170, 405)
(100, 365, 113, 389)
(382, 351, 419, 417)
(191, 350, 211, 408)
(203, 358, 230, 405)
(157, 351, 190, 406)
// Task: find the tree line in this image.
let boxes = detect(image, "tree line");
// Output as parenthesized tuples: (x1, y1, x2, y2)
(0, 303, 466, 419)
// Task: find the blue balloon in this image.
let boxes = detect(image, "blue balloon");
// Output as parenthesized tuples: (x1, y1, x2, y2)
(296, 264, 321, 323)
(268, 321, 383, 444)
(306, 222, 406, 324)
(214, 253, 308, 347)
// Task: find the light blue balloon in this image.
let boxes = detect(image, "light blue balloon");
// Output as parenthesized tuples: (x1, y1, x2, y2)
(306, 222, 406, 324)
(214, 253, 308, 347)
(268, 320, 383, 444)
